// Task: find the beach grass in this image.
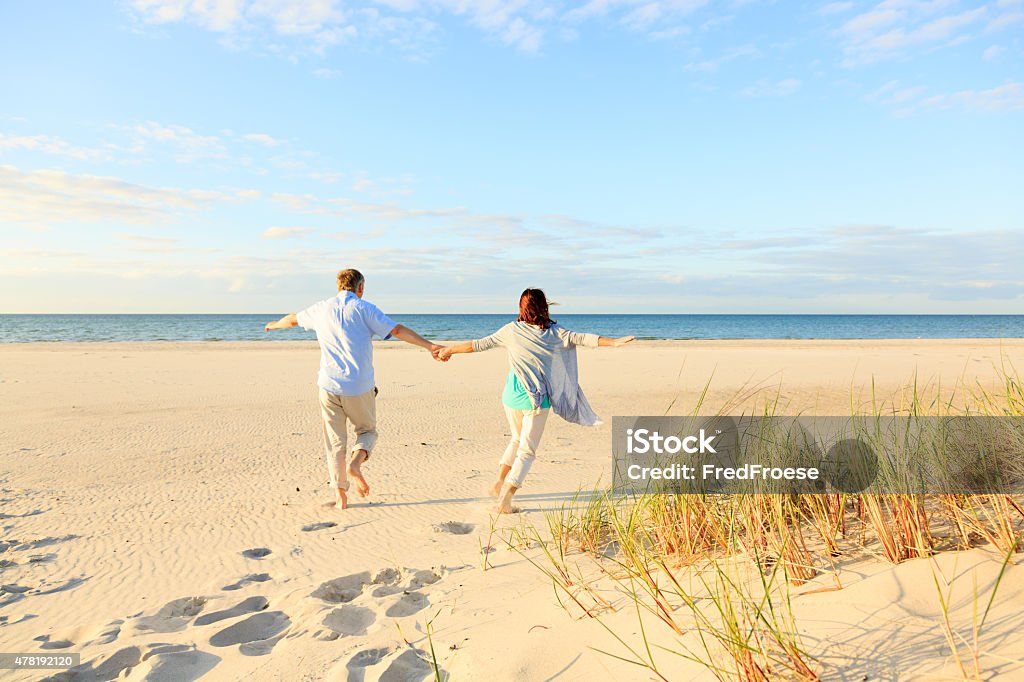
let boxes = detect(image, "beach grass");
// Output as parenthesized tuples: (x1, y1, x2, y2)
(512, 367, 1024, 679)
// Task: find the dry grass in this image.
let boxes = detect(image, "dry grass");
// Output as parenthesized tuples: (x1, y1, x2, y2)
(513, 366, 1024, 680)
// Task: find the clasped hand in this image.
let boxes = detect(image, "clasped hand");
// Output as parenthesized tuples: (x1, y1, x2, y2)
(430, 345, 453, 362)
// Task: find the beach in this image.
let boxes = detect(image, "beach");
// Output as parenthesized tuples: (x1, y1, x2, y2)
(3, 339, 1024, 681)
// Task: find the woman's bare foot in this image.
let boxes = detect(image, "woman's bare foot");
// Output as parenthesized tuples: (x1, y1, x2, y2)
(335, 487, 348, 510)
(495, 484, 520, 514)
(347, 450, 371, 497)
(490, 465, 512, 496)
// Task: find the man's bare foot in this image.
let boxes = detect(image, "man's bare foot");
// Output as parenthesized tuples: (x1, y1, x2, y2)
(489, 480, 503, 497)
(348, 450, 370, 497)
(347, 466, 370, 497)
(335, 487, 348, 510)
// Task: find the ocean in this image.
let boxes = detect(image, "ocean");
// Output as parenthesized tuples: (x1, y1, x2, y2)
(2, 314, 1024, 342)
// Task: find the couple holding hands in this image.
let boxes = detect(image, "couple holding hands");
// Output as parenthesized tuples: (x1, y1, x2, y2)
(265, 268, 634, 513)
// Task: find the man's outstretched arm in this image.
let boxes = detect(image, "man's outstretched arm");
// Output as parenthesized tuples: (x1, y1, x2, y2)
(389, 324, 445, 360)
(265, 313, 298, 331)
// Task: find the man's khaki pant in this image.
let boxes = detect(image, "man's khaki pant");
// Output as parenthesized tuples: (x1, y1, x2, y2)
(318, 388, 378, 490)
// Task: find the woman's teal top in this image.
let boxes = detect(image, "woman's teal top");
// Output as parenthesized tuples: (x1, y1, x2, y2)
(502, 370, 551, 410)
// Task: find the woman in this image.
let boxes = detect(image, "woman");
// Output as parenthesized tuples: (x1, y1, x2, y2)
(438, 289, 635, 513)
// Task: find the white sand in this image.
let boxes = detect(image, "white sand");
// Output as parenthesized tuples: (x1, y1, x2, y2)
(2, 340, 1023, 680)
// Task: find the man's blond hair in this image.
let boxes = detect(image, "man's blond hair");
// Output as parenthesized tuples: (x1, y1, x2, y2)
(337, 268, 365, 292)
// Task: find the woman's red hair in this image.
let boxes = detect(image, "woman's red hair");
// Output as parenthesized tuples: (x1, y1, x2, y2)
(518, 288, 554, 329)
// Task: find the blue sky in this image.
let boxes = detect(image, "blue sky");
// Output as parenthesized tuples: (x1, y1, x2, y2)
(1, 0, 1022, 313)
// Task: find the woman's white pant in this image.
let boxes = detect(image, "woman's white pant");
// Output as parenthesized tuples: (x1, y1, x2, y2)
(501, 406, 551, 488)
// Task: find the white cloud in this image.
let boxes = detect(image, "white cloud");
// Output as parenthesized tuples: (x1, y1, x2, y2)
(113, 232, 217, 253)
(242, 132, 283, 146)
(621, 3, 664, 29)
(352, 177, 375, 192)
(115, 232, 178, 245)
(986, 10, 1024, 30)
(261, 226, 314, 239)
(741, 77, 801, 97)
(944, 82, 1024, 111)
(841, 8, 905, 35)
(837, 2, 989, 65)
(867, 80, 1024, 113)
(309, 170, 344, 183)
(817, 1, 855, 15)
(248, 0, 343, 34)
(565, 0, 706, 24)
(0, 164, 232, 227)
(129, 0, 752, 55)
(0, 134, 111, 161)
(131, 0, 247, 31)
(312, 67, 342, 78)
(132, 121, 227, 162)
(131, 0, 536, 52)
(683, 44, 759, 71)
(648, 24, 691, 39)
(131, 0, 344, 34)
(866, 79, 927, 103)
(914, 6, 986, 41)
(983, 44, 1005, 59)
(501, 17, 545, 52)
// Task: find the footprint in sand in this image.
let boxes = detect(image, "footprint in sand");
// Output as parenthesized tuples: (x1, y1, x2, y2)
(385, 591, 429, 617)
(311, 572, 371, 604)
(34, 619, 123, 653)
(132, 596, 207, 634)
(34, 634, 74, 650)
(209, 611, 291, 656)
(378, 648, 437, 682)
(322, 605, 376, 637)
(222, 572, 271, 591)
(370, 568, 405, 597)
(242, 547, 272, 559)
(409, 569, 442, 589)
(42, 643, 218, 682)
(302, 521, 339, 532)
(432, 521, 474, 535)
(346, 645, 398, 682)
(195, 595, 269, 626)
(131, 644, 220, 681)
(0, 583, 29, 607)
(41, 645, 143, 682)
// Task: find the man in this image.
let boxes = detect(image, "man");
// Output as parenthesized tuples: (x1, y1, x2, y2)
(265, 269, 444, 509)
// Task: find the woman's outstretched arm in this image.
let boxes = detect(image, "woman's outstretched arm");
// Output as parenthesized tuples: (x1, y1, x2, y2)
(439, 326, 506, 360)
(437, 341, 474, 360)
(598, 335, 636, 347)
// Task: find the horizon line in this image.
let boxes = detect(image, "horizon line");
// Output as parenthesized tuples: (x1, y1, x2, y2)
(4, 312, 1024, 317)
